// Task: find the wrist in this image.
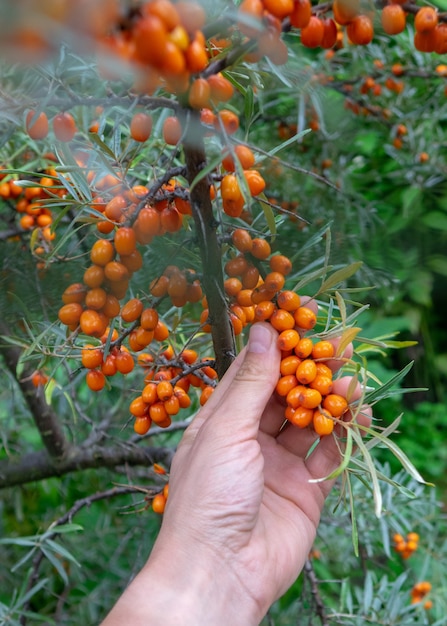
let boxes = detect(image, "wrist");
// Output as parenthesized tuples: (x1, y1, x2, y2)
(101, 535, 260, 626)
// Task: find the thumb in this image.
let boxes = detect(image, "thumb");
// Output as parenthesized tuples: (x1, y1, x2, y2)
(207, 322, 281, 438)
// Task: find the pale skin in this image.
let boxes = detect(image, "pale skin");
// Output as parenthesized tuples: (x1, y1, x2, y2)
(101, 321, 372, 626)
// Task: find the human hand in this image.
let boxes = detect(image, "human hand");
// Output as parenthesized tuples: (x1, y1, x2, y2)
(102, 322, 371, 626)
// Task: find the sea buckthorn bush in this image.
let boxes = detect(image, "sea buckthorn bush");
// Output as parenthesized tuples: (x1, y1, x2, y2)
(0, 0, 446, 623)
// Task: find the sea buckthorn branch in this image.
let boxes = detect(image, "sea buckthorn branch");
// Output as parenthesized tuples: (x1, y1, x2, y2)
(0, 321, 71, 461)
(303, 558, 329, 626)
(0, 440, 174, 490)
(183, 113, 235, 378)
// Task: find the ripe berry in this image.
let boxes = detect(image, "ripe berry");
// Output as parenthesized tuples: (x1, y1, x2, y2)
(53, 112, 77, 142)
(26, 110, 49, 140)
(294, 306, 317, 330)
(296, 359, 317, 385)
(130, 112, 153, 142)
(313, 410, 334, 436)
(277, 329, 300, 351)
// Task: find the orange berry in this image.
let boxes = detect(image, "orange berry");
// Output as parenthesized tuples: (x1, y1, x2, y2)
(115, 350, 135, 374)
(312, 340, 335, 360)
(221, 174, 245, 218)
(129, 396, 149, 417)
(300, 16, 324, 48)
(26, 110, 49, 140)
(294, 306, 317, 330)
(296, 359, 317, 385)
(276, 374, 298, 397)
(310, 374, 333, 396)
(240, 266, 259, 290)
(254, 300, 276, 321)
(269, 254, 292, 276)
(270, 308, 295, 332)
(85, 287, 108, 311)
(114, 226, 137, 256)
(200, 385, 215, 405)
(346, 15, 374, 45)
(130, 112, 153, 142)
(188, 78, 211, 110)
(290, 0, 312, 29)
(381, 4, 406, 35)
(157, 380, 174, 402)
(277, 329, 300, 351)
(333, 0, 360, 25)
(207, 72, 234, 103)
(251, 238, 271, 260)
(81, 344, 104, 369)
(104, 261, 129, 283)
(215, 109, 239, 135)
(277, 290, 300, 312)
(150, 401, 170, 424)
(263, 271, 285, 293)
(62, 283, 87, 305)
(134, 416, 152, 435)
(163, 116, 182, 145)
(223, 145, 255, 172)
(294, 337, 313, 359)
(414, 6, 438, 33)
(53, 112, 77, 142)
(134, 15, 168, 66)
(244, 169, 266, 196)
(263, 0, 294, 19)
(299, 387, 322, 410)
(232, 228, 253, 253)
(58, 302, 83, 326)
(152, 493, 167, 514)
(285, 384, 306, 409)
(322, 393, 348, 417)
(90, 239, 115, 266)
(287, 405, 314, 428)
(313, 409, 334, 436)
(154, 320, 170, 341)
(280, 355, 301, 376)
(86, 369, 106, 391)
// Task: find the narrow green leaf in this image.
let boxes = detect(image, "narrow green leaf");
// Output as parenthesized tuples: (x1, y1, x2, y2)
(41, 547, 69, 585)
(45, 539, 81, 567)
(46, 523, 83, 535)
(317, 261, 363, 295)
(87, 132, 118, 160)
(335, 327, 361, 358)
(266, 129, 312, 158)
(44, 377, 56, 406)
(309, 428, 353, 483)
(346, 473, 359, 556)
(257, 192, 277, 239)
(335, 291, 347, 326)
(352, 428, 383, 516)
(363, 361, 414, 405)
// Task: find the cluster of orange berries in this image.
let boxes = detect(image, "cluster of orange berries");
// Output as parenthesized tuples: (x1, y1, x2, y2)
(130, 347, 217, 435)
(152, 482, 170, 514)
(410, 581, 433, 609)
(276, 337, 348, 436)
(1, 165, 61, 245)
(392, 531, 420, 559)
(210, 228, 349, 437)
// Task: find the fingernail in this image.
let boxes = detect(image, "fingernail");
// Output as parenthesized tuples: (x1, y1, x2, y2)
(248, 323, 274, 354)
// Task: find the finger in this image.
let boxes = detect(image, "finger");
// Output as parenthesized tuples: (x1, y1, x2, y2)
(178, 323, 281, 451)
(259, 395, 288, 436)
(325, 338, 353, 373)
